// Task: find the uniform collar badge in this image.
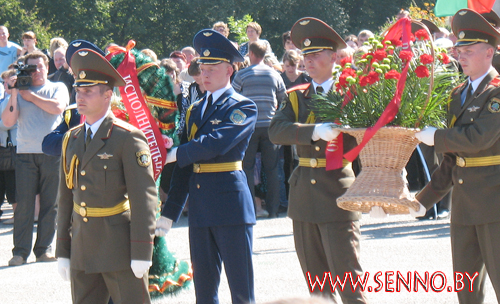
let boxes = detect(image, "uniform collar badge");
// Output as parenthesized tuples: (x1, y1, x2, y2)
(210, 118, 222, 125)
(467, 105, 480, 112)
(97, 152, 113, 159)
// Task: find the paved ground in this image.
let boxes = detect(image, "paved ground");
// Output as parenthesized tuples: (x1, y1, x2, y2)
(0, 204, 496, 304)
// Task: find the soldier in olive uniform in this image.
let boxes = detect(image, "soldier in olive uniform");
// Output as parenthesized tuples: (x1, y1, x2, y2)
(268, 18, 367, 303)
(415, 9, 500, 303)
(56, 46, 158, 304)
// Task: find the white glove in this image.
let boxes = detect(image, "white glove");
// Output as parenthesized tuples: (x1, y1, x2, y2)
(369, 206, 388, 218)
(155, 216, 173, 237)
(409, 202, 427, 217)
(130, 260, 152, 279)
(312, 123, 340, 142)
(58, 258, 70, 281)
(165, 147, 178, 164)
(415, 127, 437, 146)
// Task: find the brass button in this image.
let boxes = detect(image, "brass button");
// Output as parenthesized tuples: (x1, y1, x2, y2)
(310, 158, 318, 168)
(457, 157, 465, 167)
(79, 207, 87, 217)
(81, 185, 86, 191)
(83, 217, 88, 222)
(470, 118, 474, 122)
(311, 179, 317, 184)
(81, 170, 86, 176)
(315, 146, 320, 151)
(194, 164, 201, 173)
(197, 184, 200, 189)
(458, 179, 464, 184)
(103, 165, 107, 170)
(81, 202, 86, 207)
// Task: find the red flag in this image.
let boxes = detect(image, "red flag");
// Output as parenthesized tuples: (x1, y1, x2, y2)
(468, 0, 496, 13)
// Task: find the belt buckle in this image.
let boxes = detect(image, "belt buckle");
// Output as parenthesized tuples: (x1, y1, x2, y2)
(194, 163, 201, 173)
(79, 206, 87, 217)
(457, 157, 466, 167)
(310, 158, 318, 168)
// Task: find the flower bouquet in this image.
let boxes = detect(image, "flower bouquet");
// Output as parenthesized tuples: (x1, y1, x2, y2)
(313, 18, 461, 214)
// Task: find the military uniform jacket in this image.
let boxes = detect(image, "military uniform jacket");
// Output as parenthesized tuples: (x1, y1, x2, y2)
(417, 69, 500, 225)
(161, 87, 258, 228)
(269, 83, 361, 223)
(56, 113, 158, 273)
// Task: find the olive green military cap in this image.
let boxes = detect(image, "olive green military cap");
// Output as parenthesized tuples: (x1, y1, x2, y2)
(291, 17, 346, 54)
(453, 8, 500, 47)
(70, 48, 126, 87)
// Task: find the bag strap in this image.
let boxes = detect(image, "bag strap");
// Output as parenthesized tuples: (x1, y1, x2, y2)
(6, 129, 12, 147)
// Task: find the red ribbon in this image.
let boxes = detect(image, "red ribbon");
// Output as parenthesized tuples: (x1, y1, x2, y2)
(343, 18, 412, 162)
(106, 41, 166, 180)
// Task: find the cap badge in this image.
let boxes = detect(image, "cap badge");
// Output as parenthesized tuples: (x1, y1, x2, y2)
(304, 39, 311, 47)
(459, 31, 465, 39)
(203, 32, 213, 37)
(203, 49, 210, 56)
(459, 10, 467, 16)
(79, 71, 86, 79)
(72, 42, 82, 47)
(78, 51, 88, 57)
(299, 20, 310, 26)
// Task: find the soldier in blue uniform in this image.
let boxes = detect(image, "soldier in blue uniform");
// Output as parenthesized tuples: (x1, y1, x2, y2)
(155, 29, 257, 304)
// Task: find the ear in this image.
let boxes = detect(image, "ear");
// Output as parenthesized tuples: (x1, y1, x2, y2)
(331, 51, 337, 63)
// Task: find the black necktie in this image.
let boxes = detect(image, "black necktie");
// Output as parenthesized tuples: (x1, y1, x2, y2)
(316, 86, 324, 94)
(462, 83, 473, 106)
(204, 94, 213, 116)
(85, 128, 92, 150)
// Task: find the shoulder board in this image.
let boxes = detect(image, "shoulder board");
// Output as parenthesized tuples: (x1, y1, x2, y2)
(490, 77, 500, 87)
(451, 82, 465, 93)
(113, 119, 135, 131)
(65, 103, 77, 111)
(69, 123, 84, 132)
(286, 83, 311, 94)
(231, 92, 247, 102)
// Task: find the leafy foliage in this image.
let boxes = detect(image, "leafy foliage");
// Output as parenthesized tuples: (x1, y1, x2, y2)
(313, 32, 461, 128)
(227, 14, 254, 45)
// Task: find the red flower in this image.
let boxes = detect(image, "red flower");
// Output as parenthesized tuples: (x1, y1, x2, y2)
(415, 29, 430, 41)
(399, 50, 413, 61)
(340, 56, 352, 67)
(419, 54, 434, 65)
(112, 108, 128, 121)
(373, 50, 387, 61)
(366, 71, 380, 85)
(389, 39, 402, 47)
(384, 69, 401, 80)
(341, 68, 356, 77)
(359, 76, 369, 87)
(409, 33, 416, 42)
(439, 52, 450, 64)
(415, 65, 430, 78)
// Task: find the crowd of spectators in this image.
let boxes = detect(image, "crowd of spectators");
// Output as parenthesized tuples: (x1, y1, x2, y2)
(0, 13, 459, 265)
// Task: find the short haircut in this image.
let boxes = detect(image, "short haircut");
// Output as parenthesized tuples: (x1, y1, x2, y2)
(358, 30, 374, 39)
(344, 34, 358, 43)
(98, 83, 114, 93)
(282, 50, 300, 65)
(24, 50, 49, 67)
(188, 57, 201, 76)
(141, 49, 158, 62)
(22, 31, 36, 40)
(249, 41, 266, 59)
(282, 31, 291, 47)
(49, 37, 68, 57)
(160, 58, 179, 75)
(1, 69, 16, 80)
(169, 50, 187, 63)
(246, 22, 262, 36)
(213, 21, 230, 37)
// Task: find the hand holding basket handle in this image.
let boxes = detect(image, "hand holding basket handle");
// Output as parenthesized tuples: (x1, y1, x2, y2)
(312, 123, 340, 142)
(415, 127, 437, 146)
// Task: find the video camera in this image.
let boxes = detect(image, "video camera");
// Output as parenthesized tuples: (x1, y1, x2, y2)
(9, 62, 37, 90)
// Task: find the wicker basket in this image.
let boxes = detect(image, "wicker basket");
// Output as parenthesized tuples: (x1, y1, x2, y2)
(337, 127, 421, 214)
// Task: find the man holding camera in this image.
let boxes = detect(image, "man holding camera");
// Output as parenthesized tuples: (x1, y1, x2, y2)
(2, 50, 68, 266)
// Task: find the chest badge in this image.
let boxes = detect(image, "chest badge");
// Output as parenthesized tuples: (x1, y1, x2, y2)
(97, 152, 113, 159)
(467, 105, 480, 113)
(210, 118, 222, 125)
(488, 98, 500, 113)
